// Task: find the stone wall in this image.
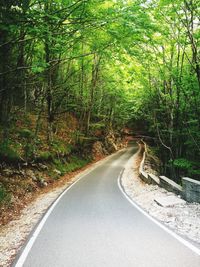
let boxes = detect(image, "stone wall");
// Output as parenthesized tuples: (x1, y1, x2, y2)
(182, 177, 200, 203)
(138, 142, 200, 203)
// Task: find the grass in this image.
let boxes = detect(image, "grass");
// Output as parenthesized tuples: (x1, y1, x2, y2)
(50, 156, 90, 179)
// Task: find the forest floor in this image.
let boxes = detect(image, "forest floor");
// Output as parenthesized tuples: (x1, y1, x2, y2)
(121, 149, 200, 247)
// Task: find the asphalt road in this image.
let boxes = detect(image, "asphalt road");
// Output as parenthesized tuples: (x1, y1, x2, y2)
(14, 143, 200, 267)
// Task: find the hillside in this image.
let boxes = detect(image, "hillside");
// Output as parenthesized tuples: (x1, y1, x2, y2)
(0, 110, 127, 225)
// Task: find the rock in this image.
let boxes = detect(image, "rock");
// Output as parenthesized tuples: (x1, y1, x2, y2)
(38, 163, 48, 170)
(105, 134, 118, 153)
(92, 141, 106, 159)
(10, 195, 15, 204)
(154, 195, 186, 207)
(39, 179, 48, 187)
(19, 170, 25, 176)
(53, 169, 61, 176)
(26, 170, 37, 182)
(2, 168, 14, 176)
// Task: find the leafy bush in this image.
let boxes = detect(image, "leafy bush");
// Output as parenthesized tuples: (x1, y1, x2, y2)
(90, 122, 106, 131)
(24, 143, 35, 161)
(173, 158, 193, 170)
(0, 142, 21, 163)
(18, 129, 35, 161)
(51, 140, 73, 156)
(18, 129, 34, 139)
(37, 151, 53, 162)
(173, 158, 200, 180)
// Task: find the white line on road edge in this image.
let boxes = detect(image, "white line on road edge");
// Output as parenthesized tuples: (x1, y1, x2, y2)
(117, 169, 200, 256)
(14, 150, 121, 267)
(14, 175, 86, 267)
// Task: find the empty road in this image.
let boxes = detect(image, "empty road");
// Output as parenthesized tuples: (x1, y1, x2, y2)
(14, 143, 200, 267)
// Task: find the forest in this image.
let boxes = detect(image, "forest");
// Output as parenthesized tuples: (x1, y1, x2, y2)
(0, 0, 200, 190)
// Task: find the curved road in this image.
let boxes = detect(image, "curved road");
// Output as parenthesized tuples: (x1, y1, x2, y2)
(14, 143, 200, 267)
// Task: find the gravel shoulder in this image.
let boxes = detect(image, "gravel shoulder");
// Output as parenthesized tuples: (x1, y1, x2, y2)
(121, 150, 200, 247)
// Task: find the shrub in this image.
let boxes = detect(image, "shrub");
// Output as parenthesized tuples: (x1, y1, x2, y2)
(18, 129, 34, 139)
(38, 151, 53, 161)
(52, 156, 89, 176)
(173, 158, 193, 170)
(0, 142, 21, 163)
(51, 140, 73, 156)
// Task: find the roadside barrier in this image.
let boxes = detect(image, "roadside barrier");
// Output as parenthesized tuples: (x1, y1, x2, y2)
(138, 141, 200, 203)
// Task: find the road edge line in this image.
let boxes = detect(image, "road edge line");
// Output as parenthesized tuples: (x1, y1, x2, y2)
(14, 173, 88, 267)
(13, 150, 124, 267)
(117, 169, 200, 257)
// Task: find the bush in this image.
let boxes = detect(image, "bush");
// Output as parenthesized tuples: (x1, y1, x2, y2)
(173, 158, 200, 180)
(38, 151, 53, 161)
(24, 143, 35, 161)
(18, 129, 35, 161)
(173, 158, 193, 170)
(51, 140, 73, 156)
(0, 142, 21, 163)
(18, 128, 34, 139)
(52, 156, 89, 176)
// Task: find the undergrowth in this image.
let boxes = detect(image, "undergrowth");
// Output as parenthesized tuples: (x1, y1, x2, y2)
(50, 156, 90, 178)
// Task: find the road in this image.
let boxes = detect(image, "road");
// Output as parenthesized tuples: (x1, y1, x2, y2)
(14, 143, 200, 267)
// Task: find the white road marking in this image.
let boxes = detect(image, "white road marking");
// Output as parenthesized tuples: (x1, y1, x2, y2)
(13, 153, 116, 267)
(117, 169, 200, 256)
(15, 149, 200, 267)
(14, 175, 86, 267)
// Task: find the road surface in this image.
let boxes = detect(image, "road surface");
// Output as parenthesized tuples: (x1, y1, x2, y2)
(14, 143, 200, 267)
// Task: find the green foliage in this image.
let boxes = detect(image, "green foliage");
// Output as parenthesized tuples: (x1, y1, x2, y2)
(18, 129, 34, 139)
(52, 156, 89, 176)
(18, 129, 35, 161)
(37, 151, 53, 162)
(51, 140, 73, 156)
(173, 158, 193, 170)
(0, 142, 21, 163)
(24, 143, 35, 161)
(0, 185, 11, 205)
(173, 158, 200, 180)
